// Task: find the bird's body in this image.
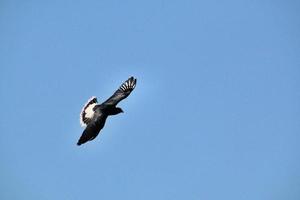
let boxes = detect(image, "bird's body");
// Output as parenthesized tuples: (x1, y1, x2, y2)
(77, 77, 137, 146)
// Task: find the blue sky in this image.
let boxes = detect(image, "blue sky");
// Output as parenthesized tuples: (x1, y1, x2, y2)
(0, 0, 300, 199)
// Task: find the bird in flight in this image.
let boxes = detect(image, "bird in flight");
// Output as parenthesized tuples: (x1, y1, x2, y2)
(77, 76, 137, 145)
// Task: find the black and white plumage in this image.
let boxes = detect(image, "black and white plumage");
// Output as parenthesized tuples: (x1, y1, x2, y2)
(77, 76, 137, 146)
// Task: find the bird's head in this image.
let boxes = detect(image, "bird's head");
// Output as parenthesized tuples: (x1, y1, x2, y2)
(115, 107, 124, 114)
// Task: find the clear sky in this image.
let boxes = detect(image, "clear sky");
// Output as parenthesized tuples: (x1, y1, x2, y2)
(0, 0, 299, 199)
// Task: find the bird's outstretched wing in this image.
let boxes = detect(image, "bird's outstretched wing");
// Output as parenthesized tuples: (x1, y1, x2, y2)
(80, 96, 98, 127)
(77, 113, 107, 145)
(101, 76, 137, 106)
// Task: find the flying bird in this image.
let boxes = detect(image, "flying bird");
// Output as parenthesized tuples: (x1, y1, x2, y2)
(77, 76, 137, 145)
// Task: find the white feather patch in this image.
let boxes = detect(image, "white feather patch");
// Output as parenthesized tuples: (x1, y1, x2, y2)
(80, 96, 98, 127)
(84, 103, 96, 118)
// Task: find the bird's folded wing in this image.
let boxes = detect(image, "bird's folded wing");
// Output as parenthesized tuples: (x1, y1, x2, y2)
(80, 96, 98, 127)
(102, 76, 137, 106)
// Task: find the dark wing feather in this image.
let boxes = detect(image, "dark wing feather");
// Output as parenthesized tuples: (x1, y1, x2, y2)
(77, 112, 107, 146)
(101, 76, 137, 106)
